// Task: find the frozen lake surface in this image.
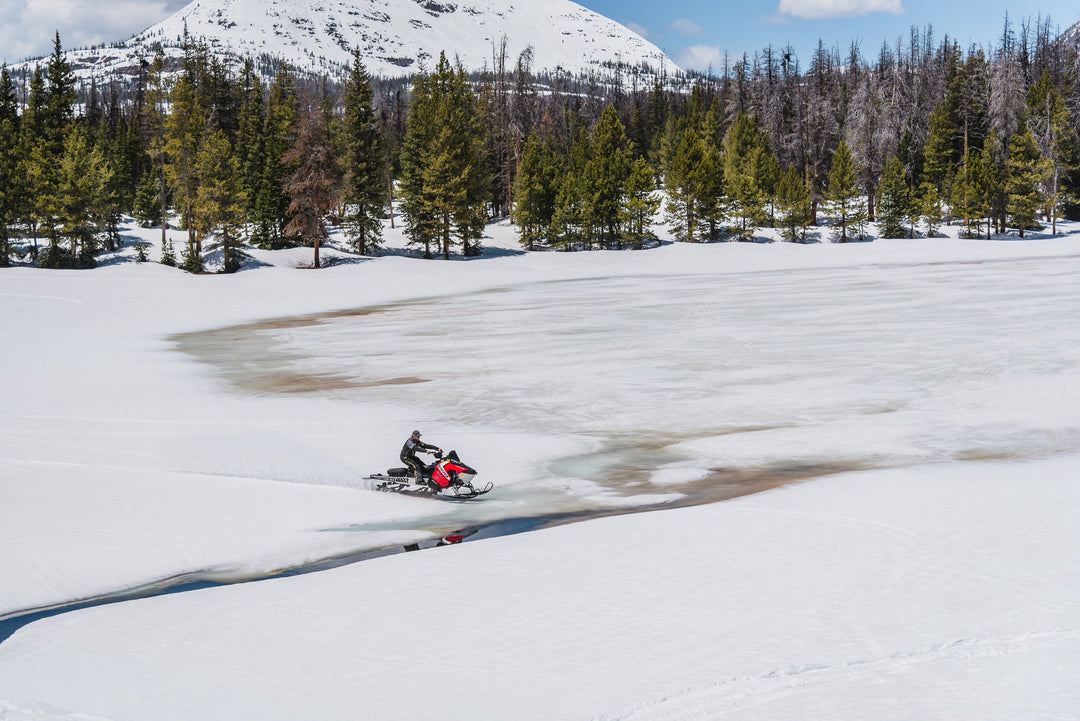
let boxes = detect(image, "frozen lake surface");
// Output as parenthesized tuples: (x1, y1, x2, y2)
(176, 253, 1080, 513)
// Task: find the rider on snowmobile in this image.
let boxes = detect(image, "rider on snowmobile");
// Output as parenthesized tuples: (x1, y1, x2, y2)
(400, 430, 441, 488)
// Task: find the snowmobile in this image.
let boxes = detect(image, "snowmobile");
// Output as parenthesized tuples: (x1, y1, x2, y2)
(366, 450, 493, 499)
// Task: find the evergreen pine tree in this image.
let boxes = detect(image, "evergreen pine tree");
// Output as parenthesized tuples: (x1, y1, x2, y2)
(399, 53, 489, 259)
(235, 61, 266, 237)
(0, 65, 16, 127)
(160, 237, 177, 267)
(0, 123, 14, 265)
(918, 182, 943, 237)
(1026, 69, 1073, 234)
(255, 70, 299, 248)
(22, 67, 46, 143)
(194, 129, 247, 272)
(142, 48, 170, 247)
(95, 132, 124, 252)
(1005, 123, 1051, 238)
(583, 104, 632, 248)
(47, 125, 112, 268)
(621, 157, 660, 248)
(776, 165, 811, 242)
(42, 33, 76, 156)
(826, 139, 866, 242)
(549, 169, 586, 251)
(514, 132, 560, 250)
(876, 156, 911, 238)
(165, 73, 204, 261)
(663, 126, 718, 242)
(951, 150, 986, 237)
(340, 52, 386, 255)
(922, 99, 959, 199)
(19, 132, 51, 262)
(0, 66, 17, 265)
(133, 171, 162, 227)
(723, 112, 778, 239)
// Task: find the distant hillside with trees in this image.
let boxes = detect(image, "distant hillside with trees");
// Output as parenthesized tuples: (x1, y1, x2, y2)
(0, 16, 1077, 269)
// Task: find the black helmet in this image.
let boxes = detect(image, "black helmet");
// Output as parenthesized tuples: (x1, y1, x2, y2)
(411, 429, 421, 437)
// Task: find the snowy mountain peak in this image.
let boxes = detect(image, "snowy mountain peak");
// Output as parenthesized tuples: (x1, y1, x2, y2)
(57, 0, 679, 81)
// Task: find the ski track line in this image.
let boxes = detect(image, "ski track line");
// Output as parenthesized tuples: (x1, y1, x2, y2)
(599, 629, 1080, 721)
(0, 456, 365, 489)
(0, 293, 84, 304)
(0, 698, 119, 721)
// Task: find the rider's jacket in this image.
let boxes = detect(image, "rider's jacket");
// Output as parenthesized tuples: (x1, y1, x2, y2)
(400, 437, 436, 461)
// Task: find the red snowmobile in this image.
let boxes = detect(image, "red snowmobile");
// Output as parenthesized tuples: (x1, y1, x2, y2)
(366, 450, 493, 499)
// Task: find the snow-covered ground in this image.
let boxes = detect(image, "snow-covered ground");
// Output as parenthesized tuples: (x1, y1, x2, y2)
(1, 219, 1078, 720)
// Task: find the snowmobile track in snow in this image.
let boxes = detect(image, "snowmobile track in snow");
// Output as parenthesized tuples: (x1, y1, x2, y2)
(605, 629, 1080, 720)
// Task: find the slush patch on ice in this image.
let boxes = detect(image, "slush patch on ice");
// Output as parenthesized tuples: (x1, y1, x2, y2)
(649, 465, 712, 486)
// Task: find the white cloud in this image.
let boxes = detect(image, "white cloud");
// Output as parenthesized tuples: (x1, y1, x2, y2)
(0, 0, 181, 65)
(777, 0, 904, 20)
(671, 18, 704, 36)
(675, 44, 727, 72)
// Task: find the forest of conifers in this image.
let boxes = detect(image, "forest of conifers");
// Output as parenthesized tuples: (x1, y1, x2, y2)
(0, 16, 1076, 270)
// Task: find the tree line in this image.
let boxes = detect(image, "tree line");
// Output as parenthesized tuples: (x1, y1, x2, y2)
(0, 17, 1077, 270)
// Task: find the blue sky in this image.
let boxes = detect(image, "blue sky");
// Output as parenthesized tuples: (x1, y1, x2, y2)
(0, 0, 1077, 69)
(586, 0, 1080, 70)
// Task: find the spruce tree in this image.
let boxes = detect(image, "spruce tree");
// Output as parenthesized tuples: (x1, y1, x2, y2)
(876, 156, 910, 238)
(19, 131, 51, 262)
(160, 237, 177, 267)
(583, 104, 631, 248)
(0, 121, 14, 265)
(776, 165, 811, 242)
(918, 182, 943, 237)
(235, 61, 266, 237)
(42, 33, 76, 156)
(826, 139, 866, 242)
(723, 112, 778, 239)
(50, 125, 112, 268)
(951, 150, 986, 237)
(550, 169, 586, 251)
(22, 67, 46, 143)
(922, 98, 960, 200)
(622, 158, 660, 248)
(1005, 123, 1051, 238)
(0, 64, 17, 131)
(663, 126, 712, 242)
(340, 52, 386, 255)
(142, 48, 170, 246)
(194, 129, 246, 272)
(133, 170, 162, 227)
(514, 132, 560, 250)
(0, 66, 17, 265)
(255, 70, 299, 248)
(166, 73, 204, 263)
(399, 53, 489, 259)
